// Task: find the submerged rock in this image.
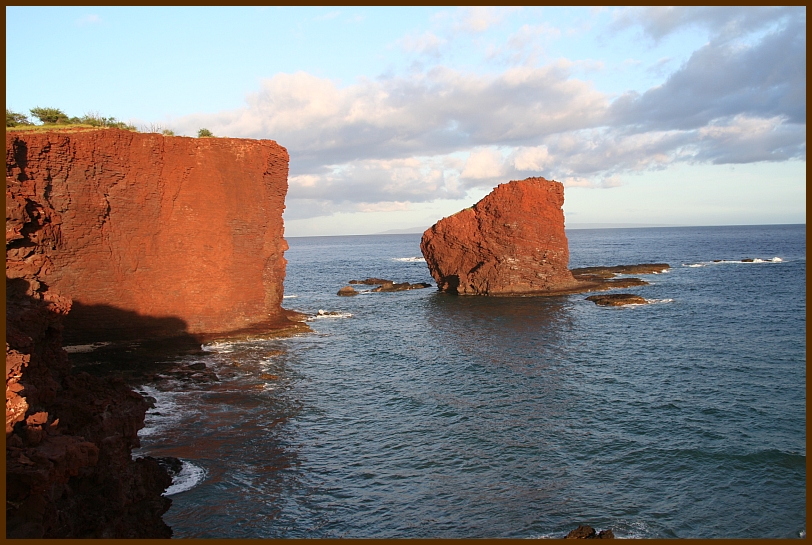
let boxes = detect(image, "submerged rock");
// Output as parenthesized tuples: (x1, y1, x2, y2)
(565, 525, 615, 539)
(371, 281, 431, 292)
(586, 293, 648, 306)
(337, 286, 359, 296)
(344, 278, 431, 293)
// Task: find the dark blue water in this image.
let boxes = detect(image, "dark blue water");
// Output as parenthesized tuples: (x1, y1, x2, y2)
(133, 224, 806, 538)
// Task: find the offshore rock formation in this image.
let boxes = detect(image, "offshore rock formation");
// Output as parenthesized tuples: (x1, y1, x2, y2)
(585, 293, 648, 306)
(6, 128, 294, 342)
(420, 177, 671, 297)
(420, 177, 581, 295)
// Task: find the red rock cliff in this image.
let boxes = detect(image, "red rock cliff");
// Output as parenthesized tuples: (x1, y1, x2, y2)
(6, 128, 291, 342)
(420, 177, 580, 295)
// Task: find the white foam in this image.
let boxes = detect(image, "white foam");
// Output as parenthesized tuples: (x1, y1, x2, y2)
(136, 385, 183, 439)
(163, 460, 207, 496)
(307, 309, 353, 321)
(201, 341, 234, 353)
(283, 295, 297, 298)
(685, 263, 704, 268)
(646, 298, 674, 304)
(393, 256, 426, 262)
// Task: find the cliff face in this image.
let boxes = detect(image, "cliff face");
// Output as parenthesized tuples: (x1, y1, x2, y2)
(6, 128, 291, 342)
(5, 128, 294, 537)
(420, 177, 579, 295)
(6, 239, 172, 537)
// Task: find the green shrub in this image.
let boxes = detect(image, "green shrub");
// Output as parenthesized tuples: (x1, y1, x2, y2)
(6, 109, 32, 127)
(162, 129, 175, 136)
(30, 106, 69, 124)
(197, 128, 214, 138)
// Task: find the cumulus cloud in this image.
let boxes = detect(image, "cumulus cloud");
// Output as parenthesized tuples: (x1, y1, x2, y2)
(451, 6, 522, 34)
(609, 15, 806, 130)
(173, 7, 804, 219)
(175, 62, 608, 173)
(611, 6, 800, 43)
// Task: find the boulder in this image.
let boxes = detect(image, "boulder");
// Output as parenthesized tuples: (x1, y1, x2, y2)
(337, 286, 359, 296)
(420, 177, 580, 295)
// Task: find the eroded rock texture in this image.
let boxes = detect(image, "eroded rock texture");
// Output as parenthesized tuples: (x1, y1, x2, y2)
(6, 201, 171, 537)
(6, 128, 292, 342)
(420, 177, 580, 295)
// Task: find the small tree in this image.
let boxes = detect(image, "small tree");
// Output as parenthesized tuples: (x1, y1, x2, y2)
(6, 109, 31, 127)
(197, 128, 214, 138)
(30, 107, 69, 124)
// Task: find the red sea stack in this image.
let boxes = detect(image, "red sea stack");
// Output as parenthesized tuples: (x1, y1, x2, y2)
(6, 128, 291, 341)
(420, 177, 580, 295)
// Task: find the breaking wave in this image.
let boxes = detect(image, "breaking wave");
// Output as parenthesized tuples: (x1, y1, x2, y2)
(682, 257, 783, 267)
(393, 257, 426, 262)
(306, 310, 353, 321)
(164, 460, 207, 496)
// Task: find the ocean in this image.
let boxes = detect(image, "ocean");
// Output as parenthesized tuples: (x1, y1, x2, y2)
(132, 224, 806, 538)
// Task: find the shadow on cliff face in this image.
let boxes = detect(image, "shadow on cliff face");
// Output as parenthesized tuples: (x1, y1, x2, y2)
(62, 302, 206, 382)
(6, 278, 173, 538)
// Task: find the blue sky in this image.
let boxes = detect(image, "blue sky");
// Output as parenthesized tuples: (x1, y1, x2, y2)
(6, 6, 806, 236)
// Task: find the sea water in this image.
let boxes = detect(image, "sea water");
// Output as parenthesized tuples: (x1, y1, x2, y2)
(132, 224, 806, 538)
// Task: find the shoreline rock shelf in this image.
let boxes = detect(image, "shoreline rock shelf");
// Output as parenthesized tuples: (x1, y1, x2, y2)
(585, 293, 649, 306)
(338, 278, 431, 295)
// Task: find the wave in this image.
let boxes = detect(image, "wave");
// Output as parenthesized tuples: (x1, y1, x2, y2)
(282, 295, 297, 298)
(201, 341, 235, 353)
(683, 257, 783, 267)
(135, 384, 185, 439)
(164, 460, 207, 496)
(306, 309, 353, 321)
(646, 298, 674, 304)
(393, 256, 426, 262)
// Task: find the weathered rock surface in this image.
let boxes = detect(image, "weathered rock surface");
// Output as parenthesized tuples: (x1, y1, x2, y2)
(371, 281, 431, 292)
(571, 263, 670, 279)
(6, 128, 294, 342)
(344, 278, 431, 293)
(585, 293, 648, 306)
(6, 283, 172, 538)
(420, 177, 581, 295)
(565, 525, 615, 539)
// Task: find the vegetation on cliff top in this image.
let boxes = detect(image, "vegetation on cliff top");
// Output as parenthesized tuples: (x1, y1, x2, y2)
(8, 107, 215, 138)
(6, 107, 181, 137)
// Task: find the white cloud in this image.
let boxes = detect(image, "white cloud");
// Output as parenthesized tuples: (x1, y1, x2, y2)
(174, 7, 804, 221)
(512, 146, 550, 171)
(452, 6, 521, 34)
(460, 148, 505, 180)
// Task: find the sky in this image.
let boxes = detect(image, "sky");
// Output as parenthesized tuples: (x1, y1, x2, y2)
(6, 6, 806, 236)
